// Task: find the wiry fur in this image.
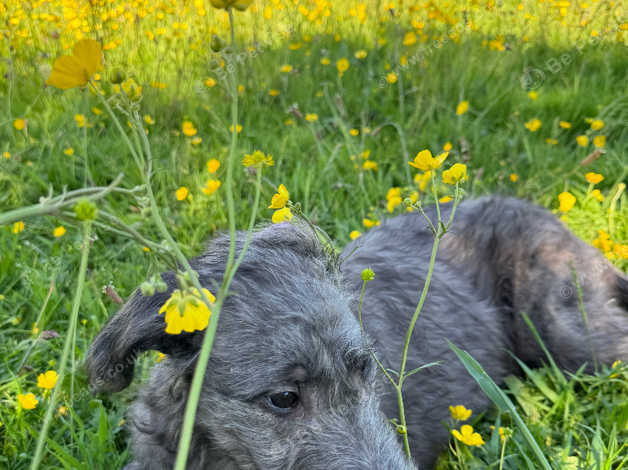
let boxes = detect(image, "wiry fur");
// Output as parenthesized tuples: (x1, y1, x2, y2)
(86, 196, 628, 469)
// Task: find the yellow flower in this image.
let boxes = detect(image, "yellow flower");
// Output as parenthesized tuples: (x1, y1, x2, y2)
(559, 120, 571, 129)
(57, 405, 68, 417)
(13, 118, 26, 130)
(443, 142, 452, 152)
(349, 129, 359, 136)
(510, 173, 519, 182)
(402, 31, 417, 46)
(305, 113, 319, 122)
(176, 186, 189, 201)
(12, 221, 25, 234)
(591, 189, 604, 202)
(269, 89, 280, 97)
(207, 159, 221, 174)
(409, 150, 448, 171)
(64, 148, 75, 156)
(74, 114, 87, 128)
(205, 77, 217, 87)
(320, 57, 331, 66)
(449, 405, 472, 421)
(92, 107, 103, 115)
(527, 90, 538, 100)
(355, 50, 367, 59)
(18, 393, 38, 410)
(144, 115, 155, 125)
(37, 370, 58, 389)
(524, 118, 542, 132)
(585, 172, 603, 184)
(386, 72, 398, 84)
(191, 137, 203, 146)
(337, 58, 350, 76)
(209, 0, 254, 11)
(593, 135, 606, 148)
(439, 196, 453, 203)
(455, 100, 469, 115)
(202, 179, 221, 195)
(229, 124, 243, 134)
(242, 150, 274, 168)
(545, 138, 558, 145)
(269, 184, 290, 209)
(349, 230, 362, 240)
(158, 288, 215, 335)
(46, 39, 103, 90)
(272, 207, 293, 224)
(576, 135, 589, 147)
(452, 425, 485, 446)
(442, 163, 468, 185)
(363, 218, 380, 228)
(590, 119, 604, 131)
(182, 121, 197, 137)
(53, 226, 66, 238)
(558, 191, 576, 212)
(280, 64, 293, 73)
(363, 160, 378, 171)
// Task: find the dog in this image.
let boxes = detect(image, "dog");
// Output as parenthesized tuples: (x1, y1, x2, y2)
(86, 196, 628, 469)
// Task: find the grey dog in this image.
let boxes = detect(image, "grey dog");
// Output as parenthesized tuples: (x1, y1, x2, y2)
(86, 196, 628, 469)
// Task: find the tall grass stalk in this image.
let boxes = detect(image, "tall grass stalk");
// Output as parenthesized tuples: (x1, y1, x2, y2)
(30, 221, 92, 470)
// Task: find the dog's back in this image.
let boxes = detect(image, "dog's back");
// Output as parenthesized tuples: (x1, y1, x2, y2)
(341, 195, 628, 466)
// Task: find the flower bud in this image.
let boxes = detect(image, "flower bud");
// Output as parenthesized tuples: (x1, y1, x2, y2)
(361, 268, 375, 282)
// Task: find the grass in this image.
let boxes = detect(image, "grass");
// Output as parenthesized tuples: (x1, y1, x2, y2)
(1, 0, 627, 468)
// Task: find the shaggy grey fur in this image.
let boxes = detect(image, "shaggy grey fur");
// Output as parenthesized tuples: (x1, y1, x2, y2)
(86, 196, 628, 469)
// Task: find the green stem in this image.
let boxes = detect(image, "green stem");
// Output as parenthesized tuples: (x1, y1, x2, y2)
(0, 174, 124, 226)
(357, 279, 396, 387)
(173, 10, 241, 470)
(30, 221, 92, 470)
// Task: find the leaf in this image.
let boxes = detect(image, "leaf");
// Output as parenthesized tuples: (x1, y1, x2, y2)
(448, 341, 553, 470)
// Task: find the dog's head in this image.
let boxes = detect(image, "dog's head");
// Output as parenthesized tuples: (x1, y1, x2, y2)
(86, 223, 414, 469)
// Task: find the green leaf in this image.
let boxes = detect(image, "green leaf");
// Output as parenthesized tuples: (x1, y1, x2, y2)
(448, 340, 553, 470)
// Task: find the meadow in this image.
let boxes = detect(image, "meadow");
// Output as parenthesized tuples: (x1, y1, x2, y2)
(1, 0, 627, 468)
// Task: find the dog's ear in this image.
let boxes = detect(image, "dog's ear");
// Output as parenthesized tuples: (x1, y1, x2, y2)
(617, 272, 628, 311)
(85, 272, 202, 393)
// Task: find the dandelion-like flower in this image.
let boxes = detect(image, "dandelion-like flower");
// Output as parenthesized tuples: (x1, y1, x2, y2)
(158, 288, 216, 335)
(272, 207, 293, 224)
(456, 101, 469, 115)
(337, 58, 350, 76)
(53, 226, 66, 238)
(449, 404, 472, 421)
(46, 39, 103, 90)
(17, 393, 39, 410)
(558, 191, 576, 212)
(442, 163, 468, 185)
(202, 179, 221, 195)
(451, 425, 485, 446)
(524, 118, 542, 132)
(176, 187, 189, 201)
(242, 150, 274, 168)
(37, 370, 58, 390)
(207, 159, 221, 174)
(409, 150, 448, 171)
(269, 184, 290, 209)
(585, 172, 603, 184)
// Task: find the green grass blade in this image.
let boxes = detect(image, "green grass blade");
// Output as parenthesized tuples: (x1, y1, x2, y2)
(448, 341, 553, 470)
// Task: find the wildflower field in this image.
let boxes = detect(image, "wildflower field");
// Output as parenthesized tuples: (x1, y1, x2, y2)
(1, 0, 627, 468)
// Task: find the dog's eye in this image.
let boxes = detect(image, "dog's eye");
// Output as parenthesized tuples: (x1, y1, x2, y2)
(268, 391, 299, 410)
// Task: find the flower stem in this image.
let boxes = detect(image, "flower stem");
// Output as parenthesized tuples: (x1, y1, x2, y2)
(30, 221, 92, 470)
(173, 10, 241, 470)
